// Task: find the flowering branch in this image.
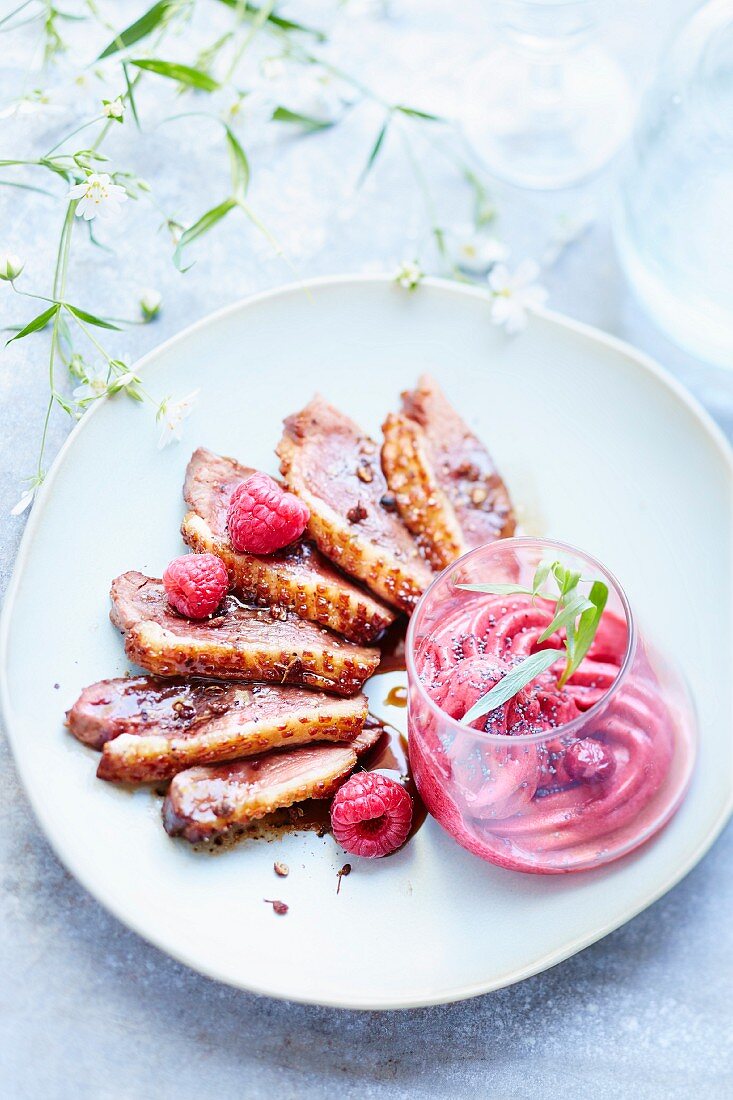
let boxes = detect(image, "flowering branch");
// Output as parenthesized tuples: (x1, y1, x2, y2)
(1, 1, 550, 518)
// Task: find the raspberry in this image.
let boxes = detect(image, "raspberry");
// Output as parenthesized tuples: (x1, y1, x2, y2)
(163, 553, 228, 619)
(227, 473, 309, 555)
(330, 772, 413, 858)
(565, 737, 616, 784)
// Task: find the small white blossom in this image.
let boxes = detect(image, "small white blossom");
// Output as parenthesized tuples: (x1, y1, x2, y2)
(261, 56, 286, 81)
(102, 98, 125, 120)
(11, 485, 37, 516)
(446, 225, 508, 275)
(0, 92, 53, 120)
(0, 252, 24, 281)
(488, 260, 547, 334)
(395, 260, 423, 291)
(157, 390, 199, 449)
(68, 172, 128, 221)
(73, 364, 109, 407)
(140, 288, 162, 321)
(227, 89, 276, 131)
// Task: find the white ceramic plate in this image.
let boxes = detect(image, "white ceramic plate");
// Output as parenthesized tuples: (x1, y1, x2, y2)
(2, 276, 732, 1009)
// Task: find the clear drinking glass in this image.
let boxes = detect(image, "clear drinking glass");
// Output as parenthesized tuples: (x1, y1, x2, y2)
(406, 538, 697, 874)
(461, 1, 633, 188)
(613, 0, 733, 368)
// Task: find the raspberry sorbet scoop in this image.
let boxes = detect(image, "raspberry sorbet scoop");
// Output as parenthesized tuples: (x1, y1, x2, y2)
(331, 773, 413, 858)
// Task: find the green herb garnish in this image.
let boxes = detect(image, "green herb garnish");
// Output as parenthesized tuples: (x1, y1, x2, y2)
(457, 559, 609, 724)
(460, 649, 560, 726)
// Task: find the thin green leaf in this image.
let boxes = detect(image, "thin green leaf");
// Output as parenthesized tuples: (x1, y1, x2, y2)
(97, 0, 174, 60)
(559, 581, 609, 687)
(394, 105, 444, 122)
(122, 62, 141, 128)
(271, 106, 334, 131)
(552, 561, 581, 598)
(456, 582, 536, 596)
(461, 650, 559, 726)
(537, 594, 593, 644)
(532, 560, 553, 595)
(213, 0, 326, 40)
(224, 125, 250, 197)
(0, 178, 55, 196)
(0, 2, 36, 31)
(5, 303, 59, 344)
(130, 59, 220, 92)
(358, 118, 389, 186)
(173, 198, 237, 270)
(64, 304, 120, 330)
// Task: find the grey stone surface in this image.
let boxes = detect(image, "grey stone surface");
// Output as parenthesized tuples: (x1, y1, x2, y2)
(0, 2, 731, 1098)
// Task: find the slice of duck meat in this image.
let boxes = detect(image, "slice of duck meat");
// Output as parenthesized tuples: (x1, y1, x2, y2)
(181, 448, 395, 644)
(66, 675, 368, 783)
(110, 571, 379, 696)
(381, 374, 515, 570)
(162, 722, 383, 842)
(276, 396, 433, 614)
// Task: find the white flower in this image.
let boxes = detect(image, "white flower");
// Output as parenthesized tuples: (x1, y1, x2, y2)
(73, 364, 109, 406)
(236, 91, 275, 129)
(140, 288, 162, 321)
(488, 260, 547, 334)
(395, 260, 423, 291)
(11, 486, 37, 516)
(260, 57, 286, 82)
(0, 92, 53, 120)
(446, 225, 508, 275)
(102, 98, 125, 120)
(0, 252, 24, 281)
(68, 173, 128, 221)
(157, 390, 199, 449)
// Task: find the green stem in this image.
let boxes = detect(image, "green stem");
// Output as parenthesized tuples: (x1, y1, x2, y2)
(223, 0, 276, 82)
(397, 125, 449, 265)
(33, 197, 76, 481)
(44, 115, 105, 157)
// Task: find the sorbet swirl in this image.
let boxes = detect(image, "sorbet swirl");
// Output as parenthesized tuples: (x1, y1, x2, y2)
(407, 541, 696, 873)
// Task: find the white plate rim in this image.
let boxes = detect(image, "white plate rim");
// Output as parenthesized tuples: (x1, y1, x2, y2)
(2, 273, 732, 1010)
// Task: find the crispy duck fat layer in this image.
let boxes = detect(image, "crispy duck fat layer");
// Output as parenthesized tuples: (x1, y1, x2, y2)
(65, 675, 369, 783)
(181, 448, 396, 644)
(381, 374, 515, 570)
(162, 723, 383, 843)
(276, 396, 434, 614)
(109, 572, 380, 696)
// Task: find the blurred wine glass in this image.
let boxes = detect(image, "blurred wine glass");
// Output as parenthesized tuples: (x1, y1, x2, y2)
(462, 0, 633, 189)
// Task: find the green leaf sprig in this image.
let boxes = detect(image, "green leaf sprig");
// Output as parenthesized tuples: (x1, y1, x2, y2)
(457, 560, 609, 725)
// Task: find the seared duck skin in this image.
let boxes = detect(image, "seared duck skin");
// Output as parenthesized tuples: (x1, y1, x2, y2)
(163, 724, 382, 842)
(276, 397, 433, 614)
(381, 375, 515, 570)
(66, 675, 369, 783)
(110, 572, 380, 696)
(181, 448, 395, 644)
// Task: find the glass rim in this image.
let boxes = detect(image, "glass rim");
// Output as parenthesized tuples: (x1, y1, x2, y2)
(405, 536, 637, 745)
